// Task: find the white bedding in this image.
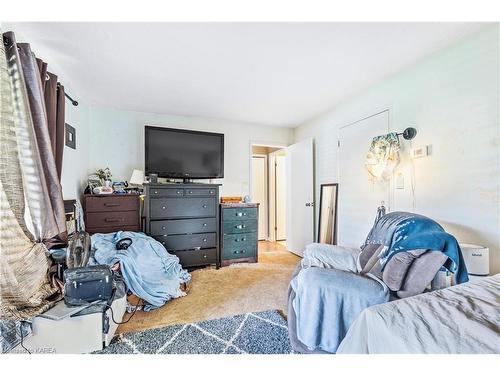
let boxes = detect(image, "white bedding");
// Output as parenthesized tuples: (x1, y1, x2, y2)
(337, 274, 500, 354)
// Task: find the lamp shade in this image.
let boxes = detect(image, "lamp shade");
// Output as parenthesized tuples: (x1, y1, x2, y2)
(129, 169, 145, 185)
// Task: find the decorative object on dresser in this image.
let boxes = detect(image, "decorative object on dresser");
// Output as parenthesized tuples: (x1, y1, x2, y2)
(84, 194, 141, 235)
(220, 196, 243, 204)
(143, 183, 221, 269)
(220, 203, 259, 267)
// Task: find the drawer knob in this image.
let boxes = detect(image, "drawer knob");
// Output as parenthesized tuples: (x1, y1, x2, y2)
(162, 226, 166, 230)
(162, 206, 166, 210)
(189, 191, 193, 194)
(176, 191, 181, 194)
(203, 223, 207, 227)
(236, 212, 247, 217)
(235, 224, 246, 229)
(203, 238, 207, 242)
(154, 190, 158, 194)
(209, 190, 214, 194)
(203, 254, 207, 258)
(202, 204, 207, 208)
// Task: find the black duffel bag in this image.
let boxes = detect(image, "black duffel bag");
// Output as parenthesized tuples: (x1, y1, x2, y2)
(64, 265, 114, 306)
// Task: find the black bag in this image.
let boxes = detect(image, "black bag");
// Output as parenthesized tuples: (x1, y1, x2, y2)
(64, 265, 114, 306)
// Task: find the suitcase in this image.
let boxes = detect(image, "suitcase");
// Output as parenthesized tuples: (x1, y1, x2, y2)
(64, 265, 114, 306)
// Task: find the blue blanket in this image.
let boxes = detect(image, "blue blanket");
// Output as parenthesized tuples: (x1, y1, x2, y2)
(89, 231, 191, 311)
(291, 267, 389, 353)
(364, 212, 469, 283)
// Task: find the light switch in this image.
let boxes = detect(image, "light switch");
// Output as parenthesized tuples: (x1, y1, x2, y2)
(396, 172, 405, 189)
(411, 145, 429, 158)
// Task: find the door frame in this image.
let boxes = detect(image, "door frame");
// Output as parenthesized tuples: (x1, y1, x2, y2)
(251, 154, 268, 240)
(249, 141, 288, 242)
(269, 150, 287, 242)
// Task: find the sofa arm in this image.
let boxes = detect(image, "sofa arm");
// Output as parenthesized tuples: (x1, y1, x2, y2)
(302, 243, 360, 272)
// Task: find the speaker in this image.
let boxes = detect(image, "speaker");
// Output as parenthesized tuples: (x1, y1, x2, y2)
(460, 243, 489, 276)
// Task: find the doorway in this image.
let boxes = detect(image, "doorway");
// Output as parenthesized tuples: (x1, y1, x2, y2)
(251, 145, 287, 249)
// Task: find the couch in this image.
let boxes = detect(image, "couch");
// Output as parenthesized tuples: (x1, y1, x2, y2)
(287, 211, 466, 354)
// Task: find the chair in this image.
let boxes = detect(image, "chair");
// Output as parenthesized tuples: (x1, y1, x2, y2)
(287, 215, 450, 354)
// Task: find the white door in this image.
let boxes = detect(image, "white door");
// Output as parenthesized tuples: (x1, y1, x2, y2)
(252, 156, 267, 240)
(286, 138, 314, 256)
(275, 154, 287, 240)
(338, 111, 390, 248)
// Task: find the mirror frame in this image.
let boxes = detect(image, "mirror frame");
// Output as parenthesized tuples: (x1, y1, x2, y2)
(317, 183, 339, 245)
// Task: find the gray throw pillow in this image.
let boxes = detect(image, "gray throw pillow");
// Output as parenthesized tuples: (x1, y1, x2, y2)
(359, 244, 382, 270)
(382, 250, 426, 291)
(396, 251, 447, 298)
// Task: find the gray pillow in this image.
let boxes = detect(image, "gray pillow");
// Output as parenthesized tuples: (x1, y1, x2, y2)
(396, 251, 447, 298)
(359, 244, 382, 270)
(382, 250, 426, 291)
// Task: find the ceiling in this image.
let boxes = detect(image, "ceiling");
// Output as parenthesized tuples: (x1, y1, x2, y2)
(7, 22, 485, 127)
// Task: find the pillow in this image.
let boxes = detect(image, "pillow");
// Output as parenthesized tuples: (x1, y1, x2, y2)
(396, 251, 447, 298)
(382, 250, 426, 291)
(358, 244, 383, 270)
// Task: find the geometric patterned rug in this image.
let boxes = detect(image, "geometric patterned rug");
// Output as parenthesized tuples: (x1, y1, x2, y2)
(95, 310, 294, 354)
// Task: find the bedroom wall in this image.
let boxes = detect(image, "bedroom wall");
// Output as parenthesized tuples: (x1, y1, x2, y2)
(87, 107, 293, 197)
(60, 100, 91, 199)
(294, 25, 500, 273)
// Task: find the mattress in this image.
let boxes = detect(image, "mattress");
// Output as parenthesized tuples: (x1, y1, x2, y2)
(337, 274, 500, 354)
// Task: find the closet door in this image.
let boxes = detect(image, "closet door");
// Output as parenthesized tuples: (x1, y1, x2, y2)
(338, 111, 390, 248)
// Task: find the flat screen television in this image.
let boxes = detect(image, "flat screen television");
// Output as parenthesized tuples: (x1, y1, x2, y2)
(145, 126, 224, 179)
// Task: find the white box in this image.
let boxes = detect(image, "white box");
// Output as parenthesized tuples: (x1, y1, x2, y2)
(23, 294, 126, 354)
(460, 243, 489, 276)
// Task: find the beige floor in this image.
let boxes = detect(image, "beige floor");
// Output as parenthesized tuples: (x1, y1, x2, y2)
(117, 241, 300, 334)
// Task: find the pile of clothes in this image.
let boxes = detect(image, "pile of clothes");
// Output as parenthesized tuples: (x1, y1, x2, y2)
(89, 231, 191, 311)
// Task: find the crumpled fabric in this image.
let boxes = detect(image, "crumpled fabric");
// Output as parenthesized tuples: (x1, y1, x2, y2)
(365, 132, 400, 181)
(89, 231, 191, 311)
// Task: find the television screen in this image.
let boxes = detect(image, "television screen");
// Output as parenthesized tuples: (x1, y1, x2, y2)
(145, 126, 224, 179)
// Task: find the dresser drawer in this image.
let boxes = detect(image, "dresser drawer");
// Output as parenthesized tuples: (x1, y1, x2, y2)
(86, 225, 139, 235)
(150, 218, 217, 235)
(223, 207, 257, 221)
(150, 188, 184, 197)
(85, 195, 138, 212)
(222, 219, 257, 234)
(222, 232, 257, 260)
(171, 248, 217, 267)
(184, 188, 217, 197)
(86, 211, 139, 228)
(155, 232, 216, 251)
(150, 197, 216, 218)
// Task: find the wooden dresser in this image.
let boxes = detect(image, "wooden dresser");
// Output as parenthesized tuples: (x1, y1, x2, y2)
(220, 203, 259, 267)
(84, 194, 141, 235)
(143, 183, 220, 269)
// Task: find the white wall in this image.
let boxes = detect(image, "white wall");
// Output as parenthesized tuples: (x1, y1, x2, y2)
(60, 100, 91, 199)
(294, 25, 500, 273)
(87, 107, 293, 197)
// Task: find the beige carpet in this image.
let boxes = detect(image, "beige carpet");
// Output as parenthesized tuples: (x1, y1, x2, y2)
(117, 243, 300, 334)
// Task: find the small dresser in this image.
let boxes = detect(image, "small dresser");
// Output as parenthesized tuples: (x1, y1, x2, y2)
(84, 194, 141, 235)
(220, 203, 259, 267)
(143, 183, 220, 269)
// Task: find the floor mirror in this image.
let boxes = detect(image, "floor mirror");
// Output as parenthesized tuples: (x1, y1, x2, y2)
(318, 183, 339, 244)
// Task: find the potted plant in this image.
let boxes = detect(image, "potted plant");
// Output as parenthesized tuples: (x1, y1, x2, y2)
(95, 167, 112, 187)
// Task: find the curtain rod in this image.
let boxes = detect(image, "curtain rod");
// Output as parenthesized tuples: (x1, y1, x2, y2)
(57, 83, 78, 106)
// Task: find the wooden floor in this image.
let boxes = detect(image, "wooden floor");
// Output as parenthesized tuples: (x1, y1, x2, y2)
(118, 240, 299, 334)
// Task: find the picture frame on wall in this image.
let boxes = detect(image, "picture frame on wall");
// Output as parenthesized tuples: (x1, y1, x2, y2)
(65, 123, 76, 149)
